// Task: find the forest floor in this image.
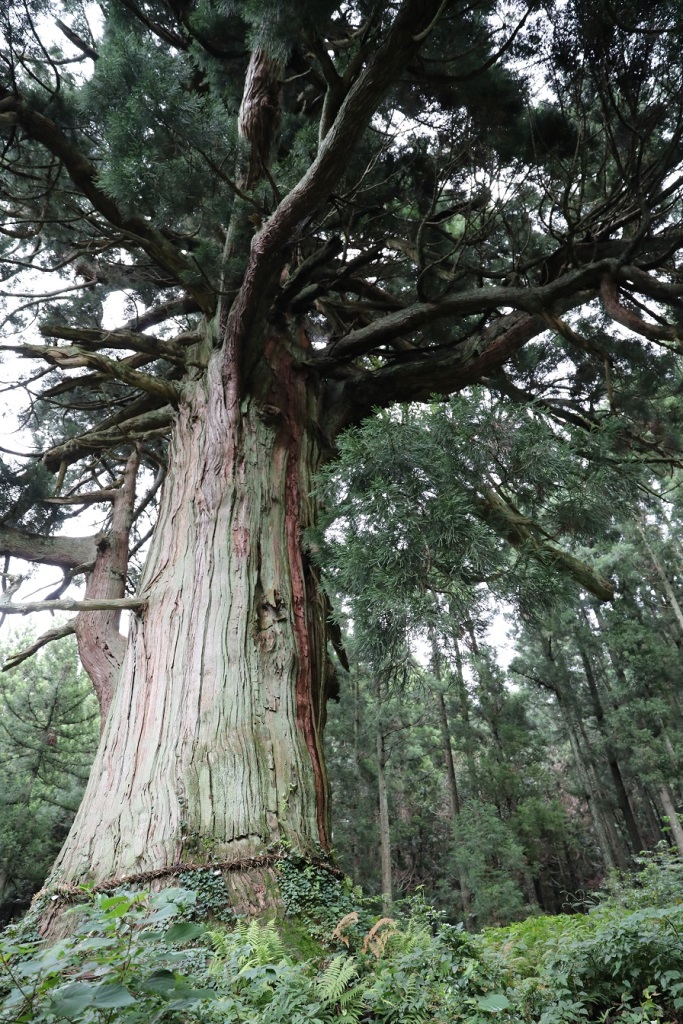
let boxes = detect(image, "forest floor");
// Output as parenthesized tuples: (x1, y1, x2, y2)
(1, 847, 682, 1023)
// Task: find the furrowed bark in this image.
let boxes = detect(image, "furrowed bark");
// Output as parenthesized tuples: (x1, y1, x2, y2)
(74, 450, 139, 724)
(49, 339, 331, 904)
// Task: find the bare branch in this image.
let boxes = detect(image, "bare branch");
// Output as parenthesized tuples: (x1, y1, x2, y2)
(0, 597, 145, 613)
(10, 343, 180, 402)
(55, 19, 99, 61)
(42, 406, 174, 472)
(2, 620, 76, 672)
(124, 296, 200, 332)
(44, 490, 119, 505)
(38, 324, 198, 364)
(602, 273, 682, 343)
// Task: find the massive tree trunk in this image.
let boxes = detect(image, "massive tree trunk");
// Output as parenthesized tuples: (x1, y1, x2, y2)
(49, 339, 333, 909)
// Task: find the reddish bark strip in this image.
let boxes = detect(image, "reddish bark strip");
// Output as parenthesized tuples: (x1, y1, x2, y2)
(280, 355, 330, 850)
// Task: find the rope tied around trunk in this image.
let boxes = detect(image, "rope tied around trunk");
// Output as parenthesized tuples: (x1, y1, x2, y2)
(41, 851, 345, 905)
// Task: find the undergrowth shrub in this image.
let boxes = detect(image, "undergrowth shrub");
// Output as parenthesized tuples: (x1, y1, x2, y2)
(481, 845, 683, 1022)
(1, 848, 683, 1023)
(0, 888, 212, 1023)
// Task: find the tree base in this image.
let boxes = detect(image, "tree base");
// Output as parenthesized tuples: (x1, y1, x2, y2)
(35, 850, 346, 940)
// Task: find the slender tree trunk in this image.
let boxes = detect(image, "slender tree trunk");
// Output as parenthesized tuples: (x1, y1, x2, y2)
(375, 711, 393, 905)
(592, 606, 683, 810)
(437, 692, 461, 818)
(429, 634, 460, 818)
(658, 785, 683, 857)
(49, 344, 332, 910)
(578, 647, 644, 855)
(453, 640, 478, 791)
(440, 639, 473, 921)
(637, 523, 683, 637)
(636, 783, 663, 847)
(576, 717, 631, 870)
(571, 749, 616, 870)
(561, 837, 582, 896)
(562, 698, 623, 871)
(349, 671, 363, 880)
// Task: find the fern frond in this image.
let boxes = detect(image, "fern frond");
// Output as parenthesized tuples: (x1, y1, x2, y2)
(316, 954, 358, 1005)
(338, 983, 366, 1018)
(331, 910, 359, 948)
(237, 919, 287, 970)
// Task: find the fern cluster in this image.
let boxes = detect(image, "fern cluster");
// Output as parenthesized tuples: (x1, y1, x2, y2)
(3, 851, 683, 1022)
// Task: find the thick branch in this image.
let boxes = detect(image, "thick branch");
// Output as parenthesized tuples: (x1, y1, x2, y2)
(55, 19, 99, 60)
(318, 264, 611, 365)
(620, 264, 683, 305)
(477, 488, 614, 602)
(42, 406, 174, 471)
(225, 0, 450, 361)
(12, 343, 179, 402)
(328, 308, 552, 432)
(44, 489, 119, 506)
(0, 527, 97, 569)
(124, 296, 201, 332)
(601, 274, 682, 343)
(0, 597, 145, 613)
(39, 324, 197, 364)
(74, 449, 139, 721)
(41, 355, 161, 398)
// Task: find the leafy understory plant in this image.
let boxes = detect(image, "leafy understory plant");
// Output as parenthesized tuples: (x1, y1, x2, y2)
(0, 888, 212, 1023)
(3, 854, 683, 1023)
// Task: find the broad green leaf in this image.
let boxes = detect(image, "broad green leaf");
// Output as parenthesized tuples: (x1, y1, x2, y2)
(139, 969, 178, 995)
(164, 921, 204, 943)
(90, 982, 137, 1008)
(100, 895, 132, 912)
(49, 982, 93, 1016)
(477, 993, 511, 1012)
